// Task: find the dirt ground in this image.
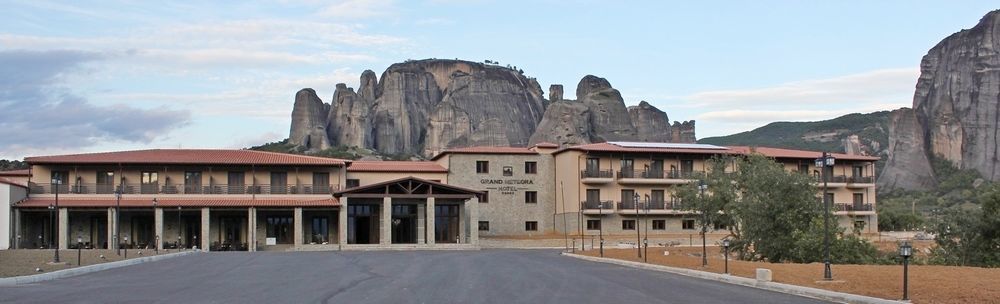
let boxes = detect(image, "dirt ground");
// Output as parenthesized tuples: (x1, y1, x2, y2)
(578, 246, 999, 304)
(0, 249, 180, 278)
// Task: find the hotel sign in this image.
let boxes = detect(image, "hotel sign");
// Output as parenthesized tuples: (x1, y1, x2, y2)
(480, 179, 534, 195)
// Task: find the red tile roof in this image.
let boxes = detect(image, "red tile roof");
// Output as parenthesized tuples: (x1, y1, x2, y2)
(727, 146, 880, 161)
(24, 149, 348, 166)
(0, 169, 30, 176)
(15, 197, 339, 208)
(430, 146, 538, 160)
(348, 161, 448, 173)
(0, 177, 27, 188)
(555, 142, 735, 155)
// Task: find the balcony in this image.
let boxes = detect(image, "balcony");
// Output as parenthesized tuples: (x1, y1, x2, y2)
(28, 183, 339, 195)
(616, 170, 704, 185)
(847, 176, 876, 188)
(581, 200, 614, 215)
(834, 203, 875, 214)
(814, 175, 848, 188)
(580, 169, 614, 184)
(616, 200, 692, 214)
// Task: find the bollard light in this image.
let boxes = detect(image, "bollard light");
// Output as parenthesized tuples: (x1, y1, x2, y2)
(899, 241, 912, 301)
(77, 236, 83, 266)
(722, 239, 731, 274)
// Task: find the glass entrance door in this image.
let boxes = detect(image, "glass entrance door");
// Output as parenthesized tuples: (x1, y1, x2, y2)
(266, 216, 293, 244)
(391, 205, 417, 244)
(435, 205, 460, 243)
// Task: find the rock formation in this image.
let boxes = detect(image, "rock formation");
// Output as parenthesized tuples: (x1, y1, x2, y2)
(630, 101, 674, 143)
(288, 89, 330, 150)
(288, 59, 696, 157)
(879, 108, 936, 189)
(880, 10, 1000, 189)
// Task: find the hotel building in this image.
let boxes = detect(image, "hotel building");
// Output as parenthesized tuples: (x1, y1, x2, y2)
(0, 142, 878, 251)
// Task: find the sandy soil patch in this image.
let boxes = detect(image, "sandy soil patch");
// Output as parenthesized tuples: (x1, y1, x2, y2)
(0, 249, 181, 278)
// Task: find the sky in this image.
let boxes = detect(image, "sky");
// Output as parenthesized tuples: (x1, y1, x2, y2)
(0, 1, 997, 159)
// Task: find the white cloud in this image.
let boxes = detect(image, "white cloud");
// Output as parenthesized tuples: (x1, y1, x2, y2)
(682, 68, 918, 107)
(317, 0, 397, 19)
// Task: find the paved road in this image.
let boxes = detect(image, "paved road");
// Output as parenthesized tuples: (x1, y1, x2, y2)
(0, 250, 830, 303)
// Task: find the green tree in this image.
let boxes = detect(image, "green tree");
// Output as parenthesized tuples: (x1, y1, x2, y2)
(675, 156, 737, 240)
(929, 184, 1000, 267)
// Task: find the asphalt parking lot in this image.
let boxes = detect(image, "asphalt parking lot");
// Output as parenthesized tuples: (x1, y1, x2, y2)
(0, 250, 830, 303)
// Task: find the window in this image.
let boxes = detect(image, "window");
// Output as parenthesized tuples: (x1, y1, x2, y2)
(228, 172, 245, 194)
(852, 165, 864, 177)
(50, 171, 69, 194)
(798, 164, 810, 174)
(476, 161, 489, 174)
(525, 221, 538, 231)
(622, 220, 636, 230)
(854, 220, 866, 231)
(714, 222, 727, 230)
(649, 160, 664, 178)
(479, 191, 489, 203)
(621, 189, 635, 208)
(183, 171, 201, 194)
(853, 193, 864, 204)
(525, 191, 537, 204)
(503, 166, 513, 176)
(586, 220, 601, 230)
(680, 160, 694, 176)
(346, 179, 360, 189)
(652, 220, 666, 230)
(524, 161, 537, 174)
(620, 159, 634, 177)
(586, 158, 600, 173)
(478, 221, 490, 231)
(141, 171, 159, 194)
(311, 217, 329, 243)
(824, 193, 834, 204)
(682, 219, 695, 230)
(270, 172, 288, 194)
(96, 171, 115, 194)
(313, 172, 331, 194)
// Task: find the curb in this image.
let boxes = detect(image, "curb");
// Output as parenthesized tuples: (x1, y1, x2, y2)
(0, 250, 199, 286)
(562, 252, 903, 304)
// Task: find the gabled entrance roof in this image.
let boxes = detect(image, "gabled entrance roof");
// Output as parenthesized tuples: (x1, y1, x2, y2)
(334, 176, 482, 199)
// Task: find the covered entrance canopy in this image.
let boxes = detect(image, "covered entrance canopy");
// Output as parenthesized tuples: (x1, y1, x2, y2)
(334, 177, 481, 247)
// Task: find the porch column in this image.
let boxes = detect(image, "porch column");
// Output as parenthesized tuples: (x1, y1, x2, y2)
(13, 208, 21, 249)
(416, 203, 425, 244)
(248, 207, 257, 251)
(426, 197, 435, 245)
(58, 208, 69, 250)
(380, 197, 391, 245)
(338, 198, 348, 248)
(467, 198, 479, 246)
(200, 208, 210, 251)
(154, 207, 164, 251)
(294, 207, 303, 247)
(107, 208, 115, 249)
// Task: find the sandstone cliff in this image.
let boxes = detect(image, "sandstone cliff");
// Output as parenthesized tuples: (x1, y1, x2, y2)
(879, 108, 936, 189)
(288, 59, 696, 157)
(880, 10, 1000, 189)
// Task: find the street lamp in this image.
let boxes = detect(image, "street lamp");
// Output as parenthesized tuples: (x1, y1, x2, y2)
(153, 198, 159, 254)
(633, 193, 641, 259)
(77, 236, 83, 266)
(899, 241, 913, 301)
(48, 203, 59, 263)
(177, 206, 182, 250)
(52, 177, 62, 263)
(115, 184, 122, 256)
(643, 194, 650, 263)
(815, 152, 835, 280)
(124, 236, 129, 259)
(698, 180, 708, 267)
(598, 201, 604, 257)
(722, 239, 731, 274)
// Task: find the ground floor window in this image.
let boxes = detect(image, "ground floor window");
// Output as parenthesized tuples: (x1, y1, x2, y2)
(622, 219, 635, 230)
(525, 221, 538, 231)
(266, 216, 293, 244)
(714, 222, 727, 230)
(311, 216, 329, 244)
(854, 220, 866, 231)
(586, 219, 601, 230)
(478, 221, 489, 231)
(682, 219, 695, 230)
(652, 220, 666, 230)
(435, 205, 460, 243)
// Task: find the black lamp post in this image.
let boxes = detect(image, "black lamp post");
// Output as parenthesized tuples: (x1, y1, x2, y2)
(633, 193, 641, 259)
(722, 239, 731, 274)
(153, 198, 159, 254)
(114, 185, 122, 256)
(598, 201, 604, 257)
(124, 236, 128, 259)
(77, 235, 82, 266)
(698, 180, 708, 267)
(643, 194, 650, 263)
(815, 152, 835, 280)
(53, 177, 62, 263)
(177, 206, 182, 249)
(899, 241, 913, 301)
